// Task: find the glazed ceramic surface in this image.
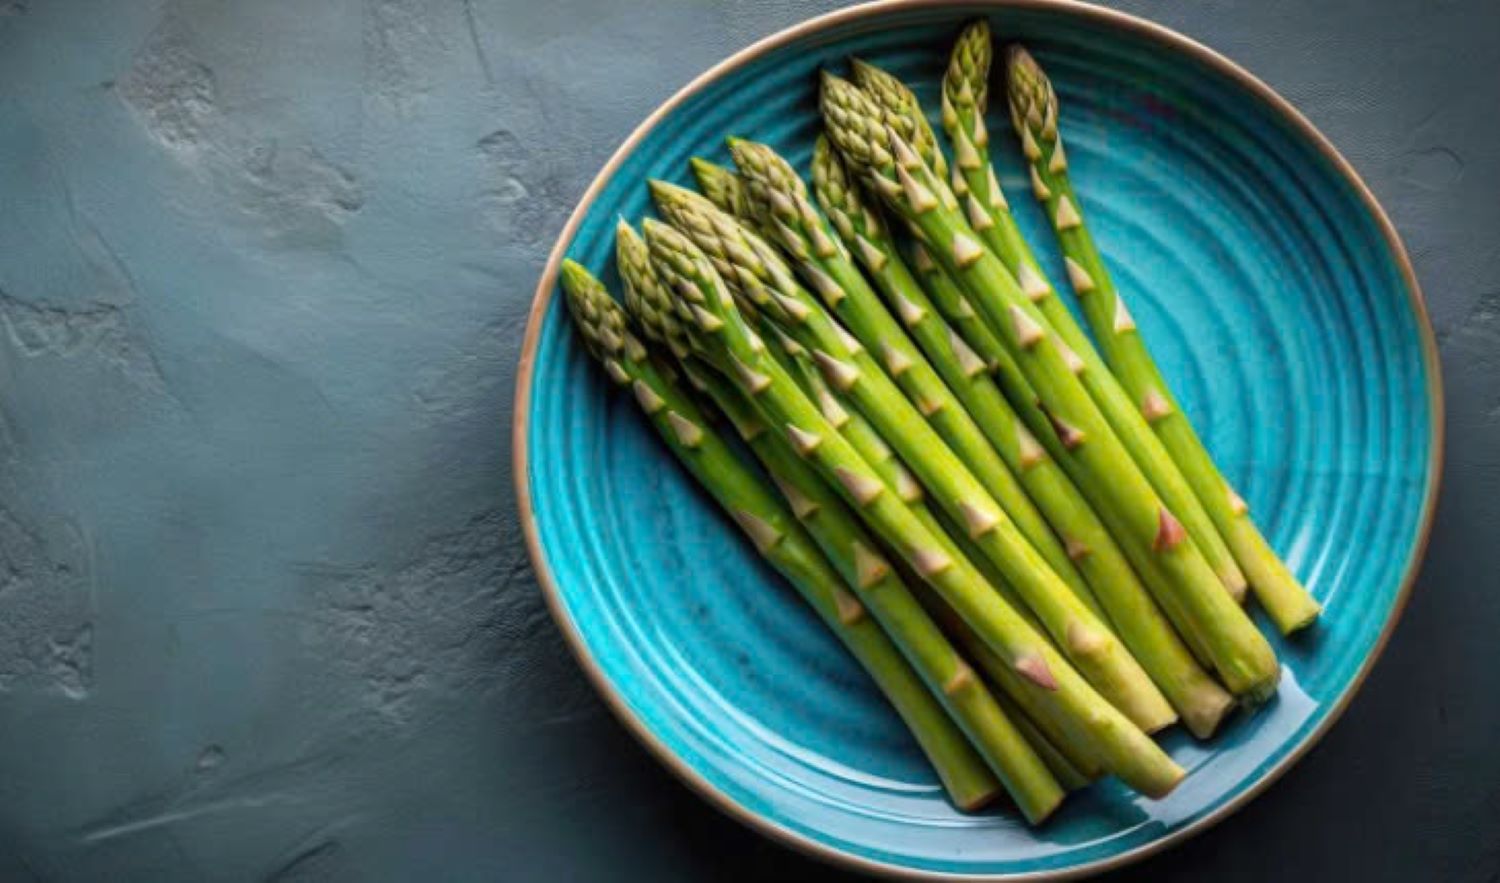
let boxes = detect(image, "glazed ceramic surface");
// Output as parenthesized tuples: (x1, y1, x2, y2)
(516, 2, 1440, 877)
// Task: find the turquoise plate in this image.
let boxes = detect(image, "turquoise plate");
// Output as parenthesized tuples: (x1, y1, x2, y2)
(514, 1, 1442, 877)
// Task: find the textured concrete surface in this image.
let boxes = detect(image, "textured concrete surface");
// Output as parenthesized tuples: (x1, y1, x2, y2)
(0, 1, 1495, 880)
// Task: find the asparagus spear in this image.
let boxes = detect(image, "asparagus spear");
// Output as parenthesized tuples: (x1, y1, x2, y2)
(855, 48, 1244, 620)
(820, 72, 1279, 702)
(904, 233, 1221, 675)
(623, 215, 1021, 640)
(1004, 45, 1320, 634)
(623, 221, 1105, 781)
(726, 137, 1105, 623)
(719, 361, 1069, 811)
(560, 259, 1004, 810)
(690, 157, 759, 231)
(650, 181, 1174, 732)
(641, 218, 1184, 796)
(834, 60, 1232, 673)
(689, 355, 1066, 817)
(852, 46, 1231, 670)
(923, 589, 1095, 788)
(811, 137, 1234, 737)
(936, 25, 1248, 602)
(851, 57, 953, 183)
(770, 328, 1111, 778)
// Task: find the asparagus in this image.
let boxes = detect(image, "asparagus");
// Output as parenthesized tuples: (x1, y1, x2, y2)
(855, 49, 1245, 639)
(650, 181, 1175, 732)
(690, 157, 759, 231)
(904, 250, 1227, 675)
(812, 137, 1234, 737)
(641, 218, 1184, 796)
(711, 358, 1068, 815)
(777, 326, 1106, 776)
(1004, 45, 1321, 634)
(771, 331, 1109, 777)
(683, 353, 1066, 819)
(624, 220, 1105, 781)
(851, 57, 953, 183)
(726, 137, 1104, 623)
(937, 26, 1248, 602)
(820, 72, 1280, 701)
(560, 259, 1003, 810)
(928, 592, 1097, 788)
(624, 214, 1023, 658)
(993, 684, 1091, 791)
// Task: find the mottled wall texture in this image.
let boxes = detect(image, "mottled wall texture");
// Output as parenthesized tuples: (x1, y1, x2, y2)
(0, 1, 1495, 881)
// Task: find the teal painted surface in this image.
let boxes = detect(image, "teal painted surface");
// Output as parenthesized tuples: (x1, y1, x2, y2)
(527, 5, 1436, 875)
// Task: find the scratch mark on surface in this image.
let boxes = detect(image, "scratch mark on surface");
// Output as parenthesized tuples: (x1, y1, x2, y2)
(81, 794, 294, 844)
(263, 838, 348, 882)
(461, 0, 495, 85)
(74, 748, 344, 846)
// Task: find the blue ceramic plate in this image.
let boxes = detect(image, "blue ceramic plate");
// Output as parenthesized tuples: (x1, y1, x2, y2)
(514, 1, 1442, 877)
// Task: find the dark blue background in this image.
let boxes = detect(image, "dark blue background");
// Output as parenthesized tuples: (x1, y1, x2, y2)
(0, 1, 1495, 880)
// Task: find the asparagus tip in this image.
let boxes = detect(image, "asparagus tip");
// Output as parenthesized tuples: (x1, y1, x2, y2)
(639, 216, 676, 250)
(1005, 43, 1036, 73)
(960, 17, 990, 41)
(646, 178, 676, 204)
(560, 258, 590, 290)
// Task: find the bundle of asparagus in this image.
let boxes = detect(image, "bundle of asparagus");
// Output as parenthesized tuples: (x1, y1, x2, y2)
(557, 21, 1318, 823)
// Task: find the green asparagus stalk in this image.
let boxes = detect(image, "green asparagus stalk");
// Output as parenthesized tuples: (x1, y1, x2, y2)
(855, 48, 1245, 627)
(834, 62, 1231, 674)
(904, 235, 1220, 675)
(726, 138, 1104, 622)
(923, 590, 1095, 788)
(991, 684, 1091, 791)
(691, 157, 1021, 611)
(624, 214, 1026, 651)
(820, 71, 1279, 701)
(561, 259, 1003, 810)
(1004, 45, 1320, 634)
(650, 181, 1175, 732)
(811, 137, 1234, 737)
(641, 218, 1184, 797)
(623, 220, 1105, 782)
(786, 334, 1113, 780)
(774, 331, 1017, 603)
(684, 357, 1065, 819)
(937, 25, 1247, 602)
(902, 239, 1012, 374)
(769, 331, 1109, 778)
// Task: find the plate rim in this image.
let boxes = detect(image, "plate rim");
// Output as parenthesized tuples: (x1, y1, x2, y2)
(510, 1, 1446, 879)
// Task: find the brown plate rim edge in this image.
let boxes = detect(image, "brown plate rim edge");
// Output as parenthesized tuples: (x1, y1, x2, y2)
(509, 1, 1447, 879)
